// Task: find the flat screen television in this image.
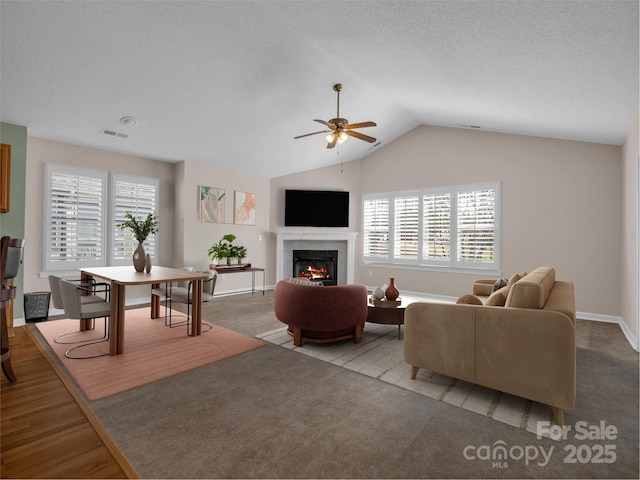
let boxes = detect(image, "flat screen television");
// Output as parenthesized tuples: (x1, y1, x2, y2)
(285, 190, 349, 227)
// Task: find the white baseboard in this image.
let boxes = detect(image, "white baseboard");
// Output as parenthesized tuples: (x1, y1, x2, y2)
(367, 285, 639, 352)
(14, 287, 278, 329)
(14, 287, 638, 352)
(577, 311, 639, 352)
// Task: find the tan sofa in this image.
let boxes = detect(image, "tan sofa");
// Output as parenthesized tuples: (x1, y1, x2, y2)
(403, 267, 576, 425)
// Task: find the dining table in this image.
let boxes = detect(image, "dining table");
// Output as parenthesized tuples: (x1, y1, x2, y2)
(79, 266, 209, 356)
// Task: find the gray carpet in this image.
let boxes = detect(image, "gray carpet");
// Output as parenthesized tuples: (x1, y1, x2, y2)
(257, 324, 557, 437)
(81, 292, 638, 479)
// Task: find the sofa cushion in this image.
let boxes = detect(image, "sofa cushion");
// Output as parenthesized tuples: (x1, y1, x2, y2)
(485, 286, 508, 306)
(506, 273, 523, 288)
(472, 279, 496, 297)
(456, 294, 483, 305)
(505, 267, 556, 309)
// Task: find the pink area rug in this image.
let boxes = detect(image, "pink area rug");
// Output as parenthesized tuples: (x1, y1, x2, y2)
(35, 308, 266, 401)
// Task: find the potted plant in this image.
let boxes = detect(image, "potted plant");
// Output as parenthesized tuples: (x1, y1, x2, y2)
(208, 234, 236, 265)
(207, 242, 230, 264)
(234, 245, 248, 264)
(117, 212, 158, 272)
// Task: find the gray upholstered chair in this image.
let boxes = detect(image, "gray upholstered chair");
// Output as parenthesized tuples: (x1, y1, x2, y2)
(49, 274, 109, 346)
(151, 269, 216, 333)
(58, 279, 112, 359)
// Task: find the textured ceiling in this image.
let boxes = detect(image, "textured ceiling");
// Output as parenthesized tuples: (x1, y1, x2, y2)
(1, 0, 638, 178)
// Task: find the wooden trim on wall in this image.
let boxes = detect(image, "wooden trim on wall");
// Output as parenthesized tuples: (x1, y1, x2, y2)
(0, 143, 10, 213)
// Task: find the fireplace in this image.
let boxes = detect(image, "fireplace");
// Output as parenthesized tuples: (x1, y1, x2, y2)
(293, 250, 338, 286)
(276, 232, 358, 285)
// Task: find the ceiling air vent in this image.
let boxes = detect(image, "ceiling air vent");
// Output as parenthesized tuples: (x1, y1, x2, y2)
(100, 128, 129, 139)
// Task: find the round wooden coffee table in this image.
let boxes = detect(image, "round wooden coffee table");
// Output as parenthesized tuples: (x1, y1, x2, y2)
(366, 296, 416, 339)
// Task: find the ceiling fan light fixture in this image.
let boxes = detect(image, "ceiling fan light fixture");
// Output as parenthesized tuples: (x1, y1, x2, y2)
(326, 130, 348, 144)
(294, 83, 376, 149)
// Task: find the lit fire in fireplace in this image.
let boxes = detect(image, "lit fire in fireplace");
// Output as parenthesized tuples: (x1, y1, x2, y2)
(298, 265, 332, 281)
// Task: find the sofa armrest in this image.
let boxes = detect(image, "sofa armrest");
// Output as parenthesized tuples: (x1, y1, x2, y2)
(474, 307, 576, 410)
(404, 302, 476, 383)
(404, 302, 576, 411)
(472, 279, 496, 296)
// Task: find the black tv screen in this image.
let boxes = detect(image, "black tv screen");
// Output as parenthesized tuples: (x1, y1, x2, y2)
(285, 190, 349, 227)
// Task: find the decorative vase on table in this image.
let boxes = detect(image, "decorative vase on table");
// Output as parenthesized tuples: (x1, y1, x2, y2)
(145, 254, 152, 273)
(385, 278, 399, 301)
(372, 287, 385, 300)
(133, 244, 146, 272)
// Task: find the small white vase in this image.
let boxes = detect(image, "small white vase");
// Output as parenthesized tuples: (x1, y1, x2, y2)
(372, 287, 385, 300)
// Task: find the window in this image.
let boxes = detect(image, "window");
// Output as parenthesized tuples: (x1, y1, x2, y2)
(112, 174, 158, 265)
(362, 182, 500, 272)
(393, 194, 419, 261)
(362, 196, 389, 258)
(43, 164, 158, 272)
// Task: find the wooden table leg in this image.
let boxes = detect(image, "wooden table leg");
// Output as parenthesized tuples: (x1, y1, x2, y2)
(151, 283, 160, 319)
(190, 279, 203, 336)
(109, 282, 126, 355)
(79, 272, 93, 331)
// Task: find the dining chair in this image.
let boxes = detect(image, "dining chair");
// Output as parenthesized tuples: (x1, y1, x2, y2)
(151, 269, 216, 334)
(58, 279, 112, 359)
(49, 274, 110, 345)
(1, 236, 25, 382)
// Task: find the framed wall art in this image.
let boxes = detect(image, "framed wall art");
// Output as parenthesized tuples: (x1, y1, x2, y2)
(199, 185, 226, 223)
(234, 190, 256, 225)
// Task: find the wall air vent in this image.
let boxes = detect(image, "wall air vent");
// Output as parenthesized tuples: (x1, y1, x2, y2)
(100, 128, 129, 139)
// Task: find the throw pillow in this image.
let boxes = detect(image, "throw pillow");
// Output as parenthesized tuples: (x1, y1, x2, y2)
(491, 278, 507, 293)
(456, 294, 483, 305)
(486, 286, 508, 306)
(506, 273, 522, 288)
(289, 277, 324, 286)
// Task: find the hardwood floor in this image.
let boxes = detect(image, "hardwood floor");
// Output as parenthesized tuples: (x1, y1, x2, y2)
(1, 326, 139, 479)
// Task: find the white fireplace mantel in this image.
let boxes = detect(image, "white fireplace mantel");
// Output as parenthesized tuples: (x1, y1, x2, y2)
(276, 232, 358, 284)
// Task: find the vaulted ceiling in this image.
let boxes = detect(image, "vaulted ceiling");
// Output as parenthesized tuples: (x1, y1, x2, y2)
(1, 1, 638, 178)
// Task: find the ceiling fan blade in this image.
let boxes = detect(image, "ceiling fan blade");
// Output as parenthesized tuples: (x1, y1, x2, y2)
(345, 121, 377, 129)
(346, 130, 377, 143)
(314, 119, 334, 128)
(294, 129, 331, 139)
(326, 135, 338, 149)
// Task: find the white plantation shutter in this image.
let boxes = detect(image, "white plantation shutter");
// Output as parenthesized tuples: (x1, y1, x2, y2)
(112, 174, 158, 262)
(363, 196, 389, 258)
(393, 195, 419, 259)
(423, 192, 451, 262)
(363, 182, 499, 271)
(44, 164, 159, 272)
(44, 164, 106, 271)
(456, 188, 496, 264)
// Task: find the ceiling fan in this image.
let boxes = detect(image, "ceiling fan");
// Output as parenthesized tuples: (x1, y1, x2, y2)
(294, 83, 377, 149)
